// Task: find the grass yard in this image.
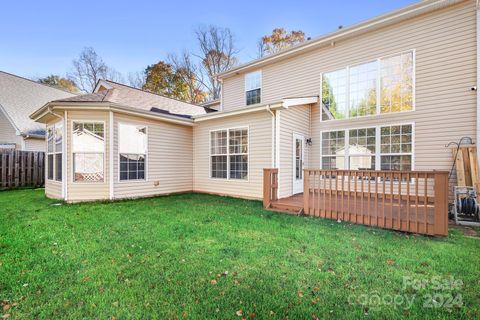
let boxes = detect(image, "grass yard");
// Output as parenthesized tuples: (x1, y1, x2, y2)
(0, 189, 479, 319)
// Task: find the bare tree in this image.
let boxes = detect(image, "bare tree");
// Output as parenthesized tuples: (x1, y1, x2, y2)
(69, 47, 122, 93)
(195, 25, 238, 100)
(168, 51, 206, 104)
(127, 71, 146, 89)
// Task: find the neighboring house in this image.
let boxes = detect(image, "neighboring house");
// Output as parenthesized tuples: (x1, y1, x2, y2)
(31, 0, 478, 202)
(0, 71, 75, 151)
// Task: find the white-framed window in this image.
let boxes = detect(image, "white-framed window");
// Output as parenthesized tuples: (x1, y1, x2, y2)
(72, 122, 105, 182)
(321, 130, 345, 170)
(118, 123, 147, 181)
(380, 124, 413, 171)
(321, 50, 414, 121)
(210, 128, 248, 180)
(321, 124, 413, 171)
(245, 71, 261, 106)
(47, 122, 63, 181)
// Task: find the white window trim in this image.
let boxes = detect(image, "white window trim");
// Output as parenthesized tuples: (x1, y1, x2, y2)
(245, 70, 262, 106)
(319, 122, 415, 171)
(70, 120, 107, 184)
(209, 126, 250, 182)
(319, 49, 416, 122)
(117, 122, 148, 183)
(46, 120, 63, 182)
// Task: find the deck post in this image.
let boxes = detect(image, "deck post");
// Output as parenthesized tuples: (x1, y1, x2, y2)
(263, 169, 272, 208)
(433, 171, 449, 236)
(303, 169, 309, 214)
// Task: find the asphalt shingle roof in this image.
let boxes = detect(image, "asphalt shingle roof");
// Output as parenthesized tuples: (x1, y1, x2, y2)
(0, 71, 75, 135)
(53, 80, 214, 118)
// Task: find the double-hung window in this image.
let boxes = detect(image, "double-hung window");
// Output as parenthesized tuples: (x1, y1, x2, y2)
(321, 124, 413, 171)
(210, 128, 248, 180)
(322, 51, 414, 120)
(245, 71, 261, 105)
(47, 122, 63, 181)
(118, 123, 147, 181)
(72, 122, 105, 182)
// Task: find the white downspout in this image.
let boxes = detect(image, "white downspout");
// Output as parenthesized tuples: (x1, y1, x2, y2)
(477, 1, 480, 169)
(266, 105, 275, 167)
(109, 111, 114, 200)
(63, 111, 68, 201)
(275, 110, 281, 199)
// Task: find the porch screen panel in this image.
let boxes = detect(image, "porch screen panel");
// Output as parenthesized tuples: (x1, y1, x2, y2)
(72, 122, 105, 182)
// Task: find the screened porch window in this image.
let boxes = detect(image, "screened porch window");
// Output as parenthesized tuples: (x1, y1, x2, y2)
(118, 123, 147, 181)
(72, 122, 105, 182)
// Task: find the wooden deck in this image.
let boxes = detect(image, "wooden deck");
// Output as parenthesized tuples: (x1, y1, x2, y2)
(271, 193, 304, 213)
(264, 169, 449, 236)
(271, 192, 435, 224)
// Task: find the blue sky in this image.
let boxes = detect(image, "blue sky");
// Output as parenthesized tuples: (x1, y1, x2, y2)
(1, 0, 417, 80)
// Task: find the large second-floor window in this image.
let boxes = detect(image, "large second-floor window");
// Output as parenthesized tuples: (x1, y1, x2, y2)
(72, 122, 105, 182)
(245, 71, 261, 105)
(322, 51, 413, 121)
(118, 123, 147, 181)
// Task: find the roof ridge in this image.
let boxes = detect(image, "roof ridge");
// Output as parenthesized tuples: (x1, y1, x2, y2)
(101, 79, 207, 109)
(0, 70, 78, 95)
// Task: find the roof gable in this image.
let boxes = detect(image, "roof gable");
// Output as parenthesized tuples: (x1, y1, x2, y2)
(0, 71, 76, 135)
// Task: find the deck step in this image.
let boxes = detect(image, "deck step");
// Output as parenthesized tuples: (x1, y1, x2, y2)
(271, 202, 302, 212)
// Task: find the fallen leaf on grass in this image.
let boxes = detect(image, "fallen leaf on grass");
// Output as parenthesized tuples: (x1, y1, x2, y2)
(387, 260, 395, 265)
(211, 279, 217, 285)
(1, 314, 10, 319)
(236, 310, 243, 316)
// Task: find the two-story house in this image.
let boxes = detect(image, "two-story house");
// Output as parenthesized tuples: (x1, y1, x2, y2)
(31, 0, 477, 208)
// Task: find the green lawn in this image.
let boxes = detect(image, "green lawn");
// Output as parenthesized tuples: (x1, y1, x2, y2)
(0, 189, 479, 319)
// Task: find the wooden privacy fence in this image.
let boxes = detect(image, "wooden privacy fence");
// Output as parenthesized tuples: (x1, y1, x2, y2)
(0, 150, 45, 189)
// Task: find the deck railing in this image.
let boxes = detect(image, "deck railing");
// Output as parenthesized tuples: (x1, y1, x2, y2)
(303, 169, 449, 236)
(263, 168, 449, 236)
(263, 168, 278, 208)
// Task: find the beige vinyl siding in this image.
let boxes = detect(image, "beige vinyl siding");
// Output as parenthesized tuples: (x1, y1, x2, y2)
(193, 111, 273, 199)
(278, 105, 311, 198)
(113, 113, 193, 199)
(45, 180, 62, 199)
(221, 1, 475, 187)
(24, 137, 46, 152)
(222, 73, 247, 112)
(66, 110, 110, 202)
(0, 109, 21, 148)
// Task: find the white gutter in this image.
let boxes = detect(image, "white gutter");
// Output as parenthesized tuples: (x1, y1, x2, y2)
(193, 103, 284, 122)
